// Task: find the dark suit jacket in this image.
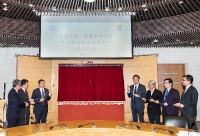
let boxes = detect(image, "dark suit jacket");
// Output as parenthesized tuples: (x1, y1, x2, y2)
(146, 89, 162, 115)
(181, 85, 198, 117)
(31, 88, 51, 114)
(7, 88, 25, 118)
(160, 88, 180, 115)
(18, 89, 30, 115)
(127, 83, 146, 109)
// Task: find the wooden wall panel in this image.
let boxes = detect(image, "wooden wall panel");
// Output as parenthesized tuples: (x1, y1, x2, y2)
(17, 55, 157, 123)
(158, 64, 185, 94)
(17, 56, 55, 122)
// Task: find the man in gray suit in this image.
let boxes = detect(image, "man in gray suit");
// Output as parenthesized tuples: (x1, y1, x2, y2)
(127, 75, 146, 122)
(174, 75, 198, 131)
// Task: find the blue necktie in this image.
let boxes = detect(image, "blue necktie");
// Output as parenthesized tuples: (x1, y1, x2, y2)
(164, 90, 169, 103)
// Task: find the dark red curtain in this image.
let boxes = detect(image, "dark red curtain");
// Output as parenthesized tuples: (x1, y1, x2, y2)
(58, 66, 125, 101)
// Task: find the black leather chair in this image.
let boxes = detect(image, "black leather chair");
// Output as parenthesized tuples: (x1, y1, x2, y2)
(164, 116, 189, 129)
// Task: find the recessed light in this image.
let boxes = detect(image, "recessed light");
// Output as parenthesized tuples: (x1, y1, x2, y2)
(20, 43, 24, 45)
(52, 7, 56, 11)
(84, 0, 95, 2)
(144, 8, 148, 11)
(132, 12, 137, 16)
(29, 4, 34, 7)
(176, 39, 181, 42)
(142, 3, 146, 8)
(105, 7, 110, 12)
(118, 7, 122, 11)
(3, 7, 8, 11)
(153, 39, 158, 43)
(179, 1, 183, 4)
(190, 42, 194, 45)
(77, 7, 82, 12)
(3, 3, 7, 6)
(32, 9, 36, 12)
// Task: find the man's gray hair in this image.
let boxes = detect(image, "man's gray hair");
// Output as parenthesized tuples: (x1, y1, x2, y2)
(148, 80, 156, 86)
(12, 79, 21, 87)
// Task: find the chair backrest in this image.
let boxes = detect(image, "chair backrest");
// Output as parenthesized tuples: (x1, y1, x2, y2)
(164, 116, 189, 129)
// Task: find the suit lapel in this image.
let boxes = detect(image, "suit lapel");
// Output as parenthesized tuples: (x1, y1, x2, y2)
(38, 88, 42, 98)
(181, 85, 192, 99)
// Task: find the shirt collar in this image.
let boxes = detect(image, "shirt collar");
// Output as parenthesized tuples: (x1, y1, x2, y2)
(134, 83, 139, 87)
(150, 88, 155, 92)
(21, 87, 25, 91)
(13, 88, 18, 93)
(186, 84, 192, 89)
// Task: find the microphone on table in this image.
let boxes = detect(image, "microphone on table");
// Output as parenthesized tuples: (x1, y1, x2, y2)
(78, 123, 96, 128)
(0, 119, 8, 136)
(152, 127, 174, 134)
(120, 124, 141, 129)
(49, 124, 68, 130)
(30, 116, 40, 133)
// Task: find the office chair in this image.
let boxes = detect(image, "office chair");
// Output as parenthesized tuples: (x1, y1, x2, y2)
(164, 116, 189, 129)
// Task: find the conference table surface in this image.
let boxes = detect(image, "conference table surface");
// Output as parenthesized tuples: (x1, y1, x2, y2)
(6, 120, 187, 136)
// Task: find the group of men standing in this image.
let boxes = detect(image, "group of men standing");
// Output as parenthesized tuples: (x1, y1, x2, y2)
(6, 79, 52, 128)
(127, 74, 198, 132)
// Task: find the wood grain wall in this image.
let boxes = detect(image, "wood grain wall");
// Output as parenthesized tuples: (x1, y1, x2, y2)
(17, 55, 157, 122)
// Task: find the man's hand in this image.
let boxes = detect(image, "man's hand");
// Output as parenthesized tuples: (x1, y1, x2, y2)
(149, 99, 155, 102)
(142, 98, 146, 101)
(134, 94, 140, 97)
(127, 85, 130, 93)
(163, 102, 168, 106)
(40, 98, 44, 102)
(173, 103, 180, 107)
(155, 100, 159, 104)
(49, 92, 52, 97)
(179, 104, 184, 108)
(24, 102, 29, 107)
(29, 99, 35, 104)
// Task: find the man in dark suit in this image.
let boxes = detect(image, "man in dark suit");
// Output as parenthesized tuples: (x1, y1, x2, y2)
(142, 80, 162, 124)
(7, 79, 29, 128)
(127, 75, 146, 122)
(155, 78, 180, 117)
(174, 75, 198, 131)
(31, 79, 52, 124)
(18, 79, 35, 126)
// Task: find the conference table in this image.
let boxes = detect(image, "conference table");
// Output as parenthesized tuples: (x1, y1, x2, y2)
(6, 120, 186, 136)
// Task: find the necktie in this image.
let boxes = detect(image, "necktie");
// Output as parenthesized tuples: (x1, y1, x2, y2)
(133, 86, 137, 102)
(181, 87, 187, 98)
(164, 90, 169, 103)
(42, 89, 45, 105)
(25, 90, 28, 95)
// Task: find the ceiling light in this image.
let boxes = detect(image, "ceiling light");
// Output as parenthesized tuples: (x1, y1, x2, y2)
(142, 3, 146, 8)
(32, 9, 36, 12)
(132, 12, 137, 16)
(3, 7, 8, 11)
(190, 42, 194, 45)
(144, 8, 148, 11)
(105, 7, 110, 12)
(52, 7, 56, 11)
(118, 7, 122, 11)
(153, 39, 158, 43)
(176, 39, 181, 42)
(84, 0, 95, 2)
(3, 3, 7, 6)
(29, 4, 33, 7)
(77, 7, 82, 12)
(179, 1, 183, 4)
(20, 43, 24, 45)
